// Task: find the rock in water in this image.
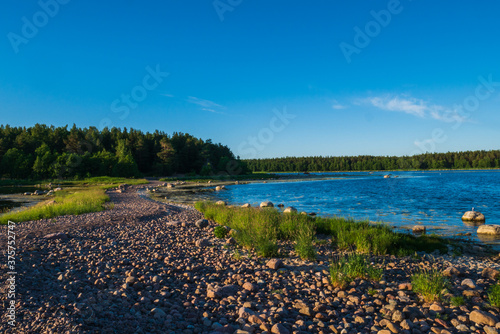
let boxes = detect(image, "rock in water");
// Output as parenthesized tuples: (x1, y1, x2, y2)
(283, 207, 297, 213)
(462, 211, 485, 221)
(260, 201, 274, 208)
(412, 225, 426, 233)
(477, 224, 500, 235)
(241, 203, 251, 208)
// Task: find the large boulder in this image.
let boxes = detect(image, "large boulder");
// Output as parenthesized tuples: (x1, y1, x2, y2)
(260, 201, 274, 208)
(477, 224, 500, 235)
(283, 207, 297, 214)
(462, 211, 485, 221)
(241, 203, 251, 208)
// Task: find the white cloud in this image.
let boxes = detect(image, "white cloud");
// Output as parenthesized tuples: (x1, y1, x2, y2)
(331, 99, 347, 110)
(186, 96, 224, 109)
(368, 95, 468, 123)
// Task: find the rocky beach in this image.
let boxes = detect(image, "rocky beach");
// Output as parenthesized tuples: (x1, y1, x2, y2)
(1, 182, 500, 334)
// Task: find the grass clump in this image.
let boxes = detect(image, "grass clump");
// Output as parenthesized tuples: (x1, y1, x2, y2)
(0, 187, 110, 224)
(214, 225, 229, 239)
(488, 283, 500, 307)
(411, 270, 449, 302)
(450, 295, 466, 307)
(195, 201, 451, 258)
(330, 253, 383, 289)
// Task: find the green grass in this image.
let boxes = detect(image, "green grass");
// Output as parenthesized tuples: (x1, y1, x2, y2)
(0, 187, 110, 224)
(214, 225, 229, 239)
(66, 176, 148, 189)
(488, 283, 500, 307)
(330, 253, 383, 289)
(411, 270, 449, 302)
(450, 295, 466, 307)
(195, 201, 449, 259)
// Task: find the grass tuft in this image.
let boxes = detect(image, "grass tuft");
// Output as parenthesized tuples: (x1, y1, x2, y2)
(411, 270, 449, 302)
(329, 253, 383, 289)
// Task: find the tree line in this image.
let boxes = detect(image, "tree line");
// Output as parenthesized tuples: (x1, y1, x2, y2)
(0, 124, 248, 179)
(245, 150, 500, 172)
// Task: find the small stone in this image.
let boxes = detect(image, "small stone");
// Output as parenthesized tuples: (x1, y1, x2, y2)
(195, 238, 210, 247)
(430, 303, 444, 313)
(469, 310, 498, 326)
(271, 323, 290, 334)
(461, 278, 476, 289)
(484, 326, 499, 334)
(482, 268, 500, 280)
(125, 276, 136, 284)
(238, 307, 255, 319)
(151, 308, 166, 318)
(266, 259, 283, 270)
(392, 310, 405, 322)
(243, 282, 257, 292)
(195, 219, 209, 228)
(443, 266, 461, 277)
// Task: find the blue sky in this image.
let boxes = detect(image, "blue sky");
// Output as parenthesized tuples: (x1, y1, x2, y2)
(1, 0, 499, 159)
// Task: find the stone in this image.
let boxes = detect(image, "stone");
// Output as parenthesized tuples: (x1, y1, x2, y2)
(461, 278, 476, 289)
(469, 310, 498, 326)
(398, 283, 412, 290)
(238, 307, 255, 319)
(477, 225, 500, 235)
(241, 203, 251, 208)
(151, 308, 166, 318)
(43, 232, 68, 240)
(196, 238, 210, 247)
(215, 186, 223, 191)
(412, 225, 426, 233)
(266, 259, 283, 270)
(485, 326, 499, 334)
(462, 211, 485, 221)
(392, 310, 405, 322)
(243, 282, 257, 292)
(271, 323, 290, 334)
(443, 266, 461, 277)
(430, 303, 444, 313)
(216, 200, 226, 206)
(125, 276, 136, 284)
(482, 268, 500, 280)
(260, 201, 274, 208)
(283, 207, 297, 213)
(195, 219, 209, 228)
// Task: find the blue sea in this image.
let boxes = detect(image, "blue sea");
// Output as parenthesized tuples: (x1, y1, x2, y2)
(210, 170, 500, 246)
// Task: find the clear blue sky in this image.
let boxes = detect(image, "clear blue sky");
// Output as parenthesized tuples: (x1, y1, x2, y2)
(1, 0, 499, 159)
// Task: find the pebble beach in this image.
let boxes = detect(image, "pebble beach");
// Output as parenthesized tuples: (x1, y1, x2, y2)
(1, 183, 500, 334)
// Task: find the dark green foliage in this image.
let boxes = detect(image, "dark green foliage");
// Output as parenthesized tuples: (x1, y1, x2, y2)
(245, 150, 500, 172)
(488, 283, 500, 307)
(213, 226, 229, 239)
(0, 124, 247, 179)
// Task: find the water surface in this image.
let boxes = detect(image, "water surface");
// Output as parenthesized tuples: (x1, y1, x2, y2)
(211, 170, 500, 246)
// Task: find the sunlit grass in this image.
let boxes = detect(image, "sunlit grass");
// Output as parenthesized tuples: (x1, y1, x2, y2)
(0, 188, 110, 224)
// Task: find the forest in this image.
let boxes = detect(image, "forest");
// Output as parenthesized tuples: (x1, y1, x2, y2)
(0, 124, 248, 179)
(245, 150, 500, 172)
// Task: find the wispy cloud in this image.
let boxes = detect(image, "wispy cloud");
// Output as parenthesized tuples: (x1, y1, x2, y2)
(186, 96, 224, 109)
(367, 95, 468, 123)
(331, 99, 347, 110)
(161, 93, 175, 98)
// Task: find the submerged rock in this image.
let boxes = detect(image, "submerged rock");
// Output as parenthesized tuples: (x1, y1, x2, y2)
(462, 211, 485, 221)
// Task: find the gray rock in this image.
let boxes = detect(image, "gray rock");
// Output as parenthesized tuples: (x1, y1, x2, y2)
(195, 219, 209, 228)
(477, 225, 500, 235)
